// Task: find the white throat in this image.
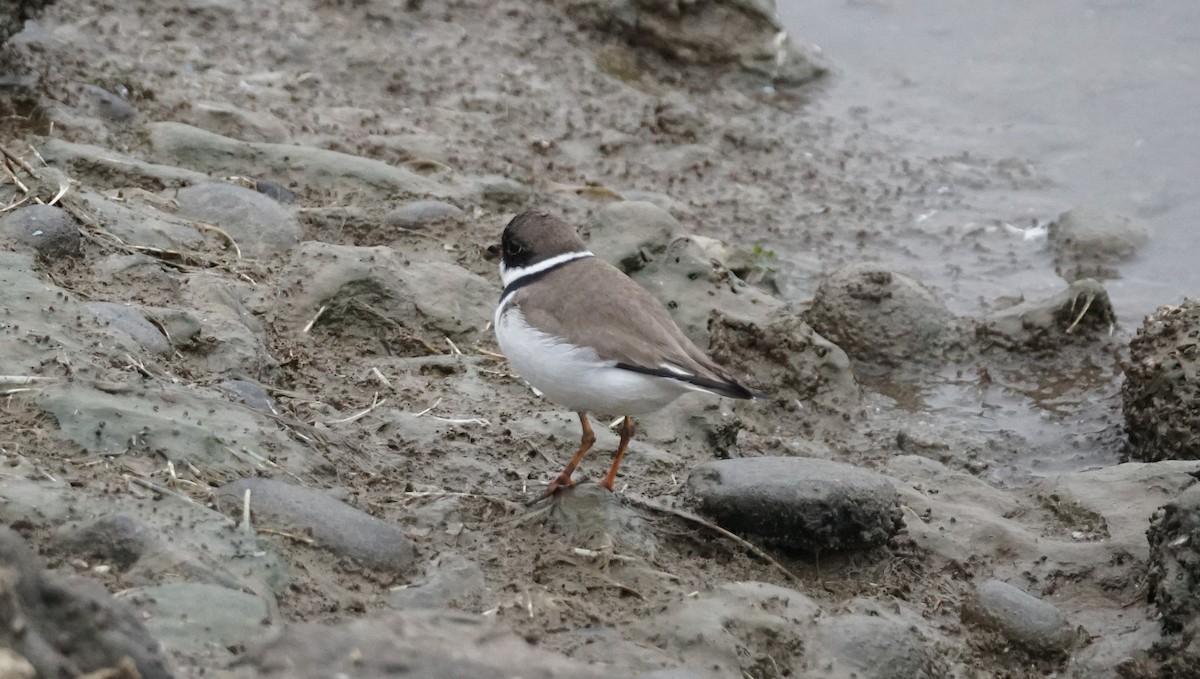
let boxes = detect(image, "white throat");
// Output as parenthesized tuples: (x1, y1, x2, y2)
(500, 250, 594, 288)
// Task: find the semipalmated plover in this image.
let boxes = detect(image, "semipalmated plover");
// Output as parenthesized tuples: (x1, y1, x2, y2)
(491, 211, 764, 503)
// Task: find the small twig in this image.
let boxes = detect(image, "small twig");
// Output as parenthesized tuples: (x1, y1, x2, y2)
(476, 347, 506, 360)
(47, 181, 69, 207)
(194, 221, 242, 259)
(127, 475, 199, 505)
(0, 145, 39, 179)
(412, 397, 442, 417)
(257, 527, 315, 544)
(241, 488, 253, 534)
(303, 305, 327, 333)
(430, 415, 490, 426)
(445, 337, 463, 355)
(0, 376, 55, 386)
(324, 393, 386, 425)
(370, 366, 394, 389)
(625, 494, 800, 583)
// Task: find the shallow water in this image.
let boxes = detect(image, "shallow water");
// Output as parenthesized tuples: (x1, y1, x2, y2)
(780, 0, 1200, 326)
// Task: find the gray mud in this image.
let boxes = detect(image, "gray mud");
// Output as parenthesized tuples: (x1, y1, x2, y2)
(0, 1, 1192, 677)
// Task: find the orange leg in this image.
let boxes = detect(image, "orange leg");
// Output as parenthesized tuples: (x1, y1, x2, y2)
(600, 416, 634, 491)
(527, 411, 596, 505)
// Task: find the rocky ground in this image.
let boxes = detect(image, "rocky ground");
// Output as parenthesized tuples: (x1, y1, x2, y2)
(0, 0, 1198, 677)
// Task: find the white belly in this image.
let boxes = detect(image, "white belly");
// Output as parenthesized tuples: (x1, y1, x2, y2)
(495, 306, 690, 415)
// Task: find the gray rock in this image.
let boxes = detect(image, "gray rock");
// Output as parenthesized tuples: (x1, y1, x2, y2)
(548, 483, 658, 557)
(962, 579, 1074, 655)
(1123, 299, 1200, 461)
(1048, 207, 1149, 280)
(586, 200, 681, 273)
(226, 609, 605, 679)
(0, 527, 173, 679)
(216, 478, 415, 574)
(175, 182, 302, 258)
(79, 84, 137, 122)
(149, 122, 457, 198)
(0, 0, 55, 45)
(565, 0, 825, 85)
(0, 204, 80, 258)
(687, 457, 904, 552)
(1148, 484, 1200, 632)
(270, 241, 492, 339)
(385, 200, 464, 230)
(472, 174, 529, 204)
(41, 138, 209, 189)
(37, 382, 319, 474)
(57, 515, 158, 571)
(133, 582, 271, 657)
(629, 581, 818, 678)
(388, 552, 484, 610)
(179, 100, 291, 143)
(807, 262, 961, 366)
(141, 306, 202, 347)
(220, 379, 280, 414)
(807, 613, 934, 679)
(977, 278, 1116, 351)
(87, 301, 171, 354)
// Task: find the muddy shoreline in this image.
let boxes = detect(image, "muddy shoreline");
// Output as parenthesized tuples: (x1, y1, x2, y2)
(0, 1, 1196, 677)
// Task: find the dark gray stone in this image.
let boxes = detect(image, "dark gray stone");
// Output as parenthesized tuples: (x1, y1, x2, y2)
(687, 457, 904, 552)
(175, 182, 301, 257)
(80, 84, 137, 122)
(226, 609, 604, 679)
(0, 204, 80, 258)
(962, 579, 1074, 655)
(87, 301, 171, 354)
(0, 527, 173, 679)
(57, 515, 158, 571)
(384, 200, 464, 230)
(217, 478, 415, 574)
(807, 262, 961, 366)
(1148, 485, 1200, 633)
(810, 613, 934, 679)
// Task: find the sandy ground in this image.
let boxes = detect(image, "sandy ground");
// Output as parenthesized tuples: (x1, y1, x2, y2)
(0, 1, 1197, 677)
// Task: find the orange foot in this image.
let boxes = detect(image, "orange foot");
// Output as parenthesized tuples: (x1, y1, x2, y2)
(525, 473, 579, 506)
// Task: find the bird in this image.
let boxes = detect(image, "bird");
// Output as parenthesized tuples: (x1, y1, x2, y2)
(490, 211, 765, 503)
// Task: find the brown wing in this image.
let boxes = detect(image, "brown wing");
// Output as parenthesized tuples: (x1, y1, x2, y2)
(512, 258, 755, 399)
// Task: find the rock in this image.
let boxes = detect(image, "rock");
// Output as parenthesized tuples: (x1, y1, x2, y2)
(79, 188, 206, 250)
(1123, 299, 1200, 461)
(249, 178, 298, 203)
(1147, 484, 1200, 633)
(175, 182, 302, 258)
(0, 0, 55, 46)
(388, 552, 484, 610)
(226, 609, 605, 679)
(384, 200, 464, 230)
(962, 579, 1074, 656)
(471, 174, 529, 204)
(805, 611, 936, 679)
(807, 262, 960, 366)
(548, 483, 658, 557)
(0, 204, 80, 258)
(708, 311, 859, 411)
(178, 100, 291, 143)
(149, 122, 457, 198)
(977, 278, 1116, 351)
(132, 582, 271, 658)
(79, 83, 137, 122)
(633, 235, 782, 346)
(270, 241, 492, 339)
(687, 457, 904, 552)
(40, 138, 209, 188)
(141, 305, 203, 347)
(629, 581, 818, 678)
(216, 478, 415, 574)
(0, 527, 173, 679)
(57, 514, 158, 571)
(1048, 207, 1149, 280)
(87, 301, 171, 354)
(565, 0, 825, 85)
(585, 200, 681, 273)
(180, 275, 275, 376)
(37, 382, 319, 474)
(220, 379, 280, 414)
